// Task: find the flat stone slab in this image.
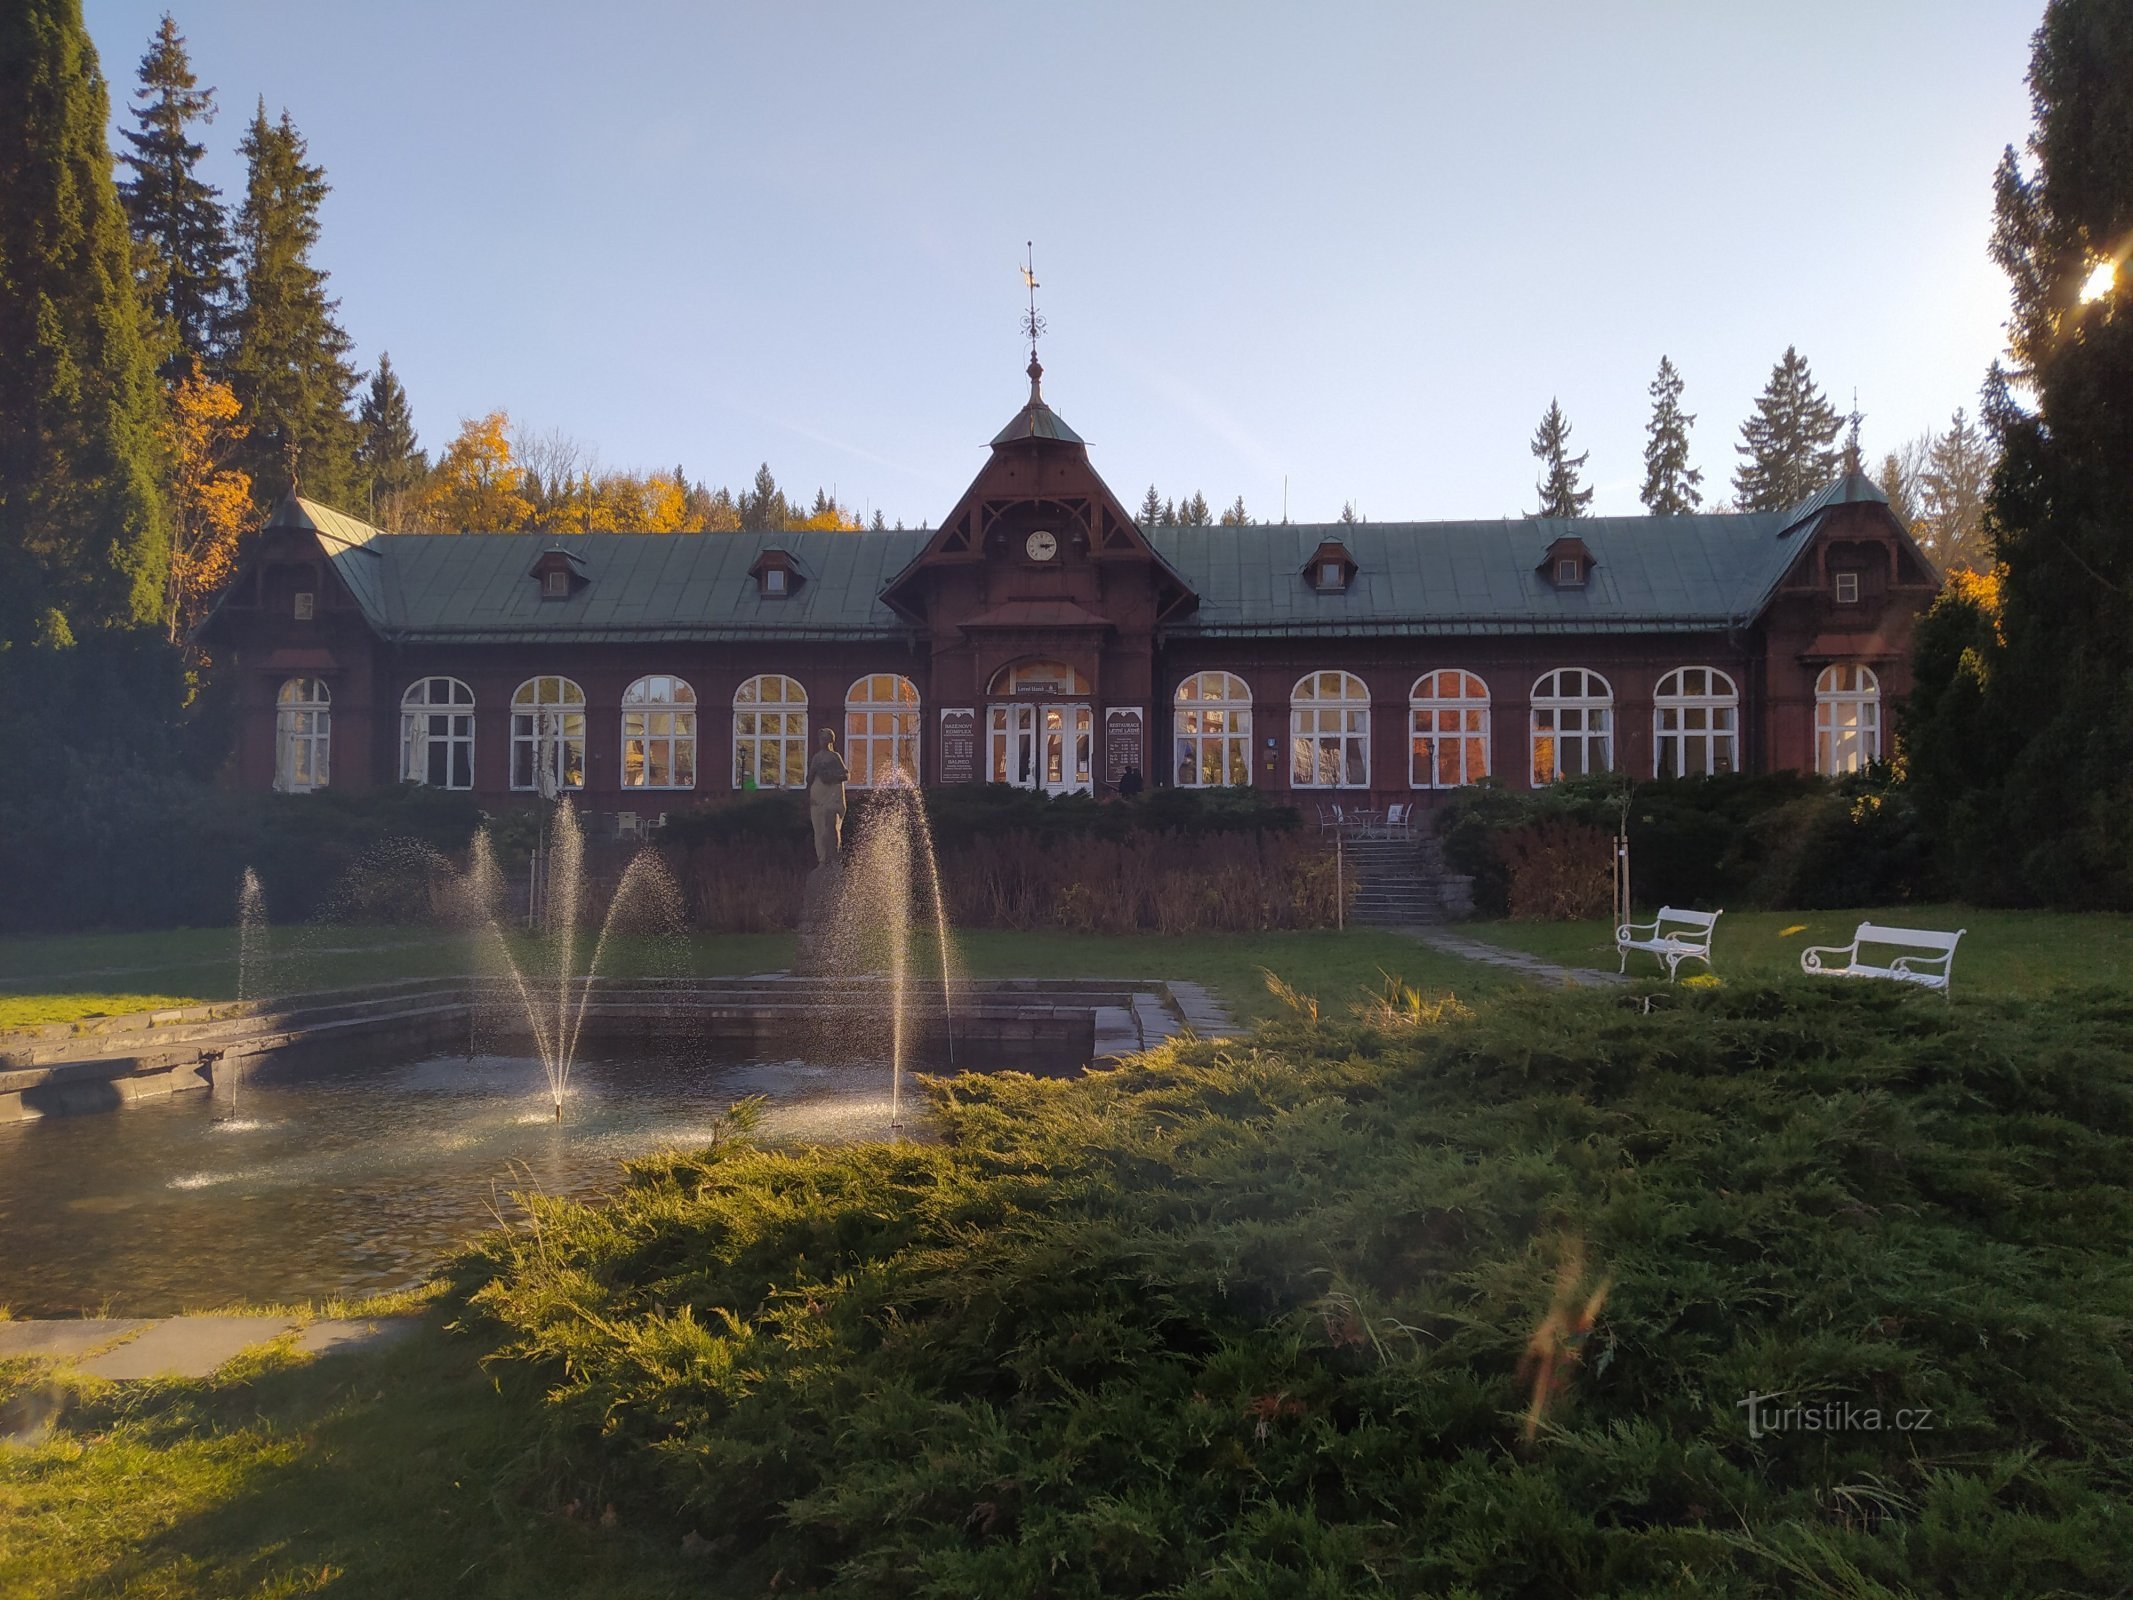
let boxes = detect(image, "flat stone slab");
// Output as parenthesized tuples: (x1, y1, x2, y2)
(75, 1316, 291, 1380)
(0, 1319, 153, 1361)
(295, 1317, 419, 1358)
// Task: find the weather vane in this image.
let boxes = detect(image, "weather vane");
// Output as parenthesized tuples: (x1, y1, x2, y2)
(1019, 241, 1045, 361)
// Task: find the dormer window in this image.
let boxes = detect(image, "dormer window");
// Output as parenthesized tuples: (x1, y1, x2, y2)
(749, 547, 803, 598)
(1539, 535, 1595, 589)
(1834, 570, 1860, 604)
(531, 548, 587, 600)
(293, 591, 315, 620)
(1303, 539, 1357, 593)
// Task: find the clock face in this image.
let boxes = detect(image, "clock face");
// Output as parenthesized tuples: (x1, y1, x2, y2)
(1025, 529, 1058, 562)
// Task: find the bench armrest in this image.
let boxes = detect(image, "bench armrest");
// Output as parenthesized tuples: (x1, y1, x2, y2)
(1799, 943, 1854, 974)
(1616, 919, 1657, 942)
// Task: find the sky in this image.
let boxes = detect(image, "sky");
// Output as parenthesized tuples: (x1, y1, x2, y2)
(86, 1, 2045, 525)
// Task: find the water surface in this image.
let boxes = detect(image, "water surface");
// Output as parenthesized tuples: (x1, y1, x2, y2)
(0, 1050, 904, 1317)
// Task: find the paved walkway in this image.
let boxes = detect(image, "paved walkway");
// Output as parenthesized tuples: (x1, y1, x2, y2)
(0, 1314, 418, 1381)
(1401, 928, 1628, 988)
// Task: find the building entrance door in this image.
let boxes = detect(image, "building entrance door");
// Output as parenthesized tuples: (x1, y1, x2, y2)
(989, 702, 1094, 794)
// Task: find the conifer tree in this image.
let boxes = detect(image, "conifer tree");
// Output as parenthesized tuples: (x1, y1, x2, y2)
(739, 463, 789, 530)
(1338, 501, 1359, 525)
(1179, 490, 1212, 526)
(1919, 0, 2133, 904)
(116, 14, 230, 373)
(354, 353, 424, 521)
(1730, 346, 1842, 511)
(870, 508, 886, 532)
(1138, 485, 1161, 525)
(226, 102, 359, 507)
(1528, 399, 1593, 518)
(1638, 356, 1703, 514)
(1916, 407, 1997, 573)
(0, 0, 170, 643)
(1158, 497, 1177, 527)
(1219, 495, 1250, 525)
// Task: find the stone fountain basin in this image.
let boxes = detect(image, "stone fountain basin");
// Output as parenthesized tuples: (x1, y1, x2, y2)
(0, 976, 1231, 1123)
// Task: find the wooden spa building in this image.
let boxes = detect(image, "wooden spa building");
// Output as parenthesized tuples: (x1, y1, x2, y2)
(202, 357, 1941, 827)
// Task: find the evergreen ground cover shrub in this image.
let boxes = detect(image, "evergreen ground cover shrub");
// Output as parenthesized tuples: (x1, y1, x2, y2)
(463, 981, 2133, 1596)
(1440, 771, 1934, 917)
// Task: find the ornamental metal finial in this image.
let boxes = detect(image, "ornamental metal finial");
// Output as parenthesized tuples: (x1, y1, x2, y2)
(1019, 241, 1045, 392)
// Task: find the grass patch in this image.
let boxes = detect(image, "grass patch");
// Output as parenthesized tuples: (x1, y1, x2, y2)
(0, 1312, 704, 1599)
(1463, 903, 2133, 996)
(0, 993, 208, 1029)
(452, 979, 2133, 1595)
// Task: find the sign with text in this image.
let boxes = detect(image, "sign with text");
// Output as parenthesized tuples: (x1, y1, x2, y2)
(939, 708, 977, 784)
(1104, 707, 1144, 786)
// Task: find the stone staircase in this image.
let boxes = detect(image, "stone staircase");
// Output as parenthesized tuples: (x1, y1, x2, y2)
(1342, 830, 1475, 926)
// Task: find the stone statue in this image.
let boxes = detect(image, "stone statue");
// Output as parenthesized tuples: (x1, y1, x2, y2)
(807, 727, 849, 867)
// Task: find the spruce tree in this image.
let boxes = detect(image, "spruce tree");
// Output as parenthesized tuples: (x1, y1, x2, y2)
(1137, 485, 1162, 525)
(1180, 490, 1212, 526)
(1929, 0, 2133, 903)
(1528, 399, 1593, 518)
(1917, 407, 1996, 572)
(116, 13, 231, 373)
(0, 0, 169, 642)
(354, 352, 424, 519)
(1219, 495, 1250, 525)
(1730, 346, 1843, 511)
(1638, 356, 1703, 514)
(226, 102, 359, 508)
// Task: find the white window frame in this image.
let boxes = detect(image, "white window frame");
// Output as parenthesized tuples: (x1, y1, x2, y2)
(1556, 557, 1581, 585)
(1410, 670, 1490, 789)
(733, 673, 808, 790)
(292, 591, 315, 620)
(1174, 671, 1253, 788)
(400, 676, 475, 790)
(621, 674, 697, 791)
(1290, 670, 1370, 789)
(1530, 668, 1614, 785)
(274, 676, 330, 793)
(1652, 666, 1740, 778)
(1834, 570, 1861, 604)
(1815, 663, 1881, 775)
(510, 676, 586, 793)
(845, 674, 921, 788)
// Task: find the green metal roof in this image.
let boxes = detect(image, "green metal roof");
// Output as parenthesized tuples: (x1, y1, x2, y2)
(268, 474, 1895, 647)
(287, 500, 928, 643)
(1144, 486, 1883, 638)
(989, 399, 1085, 446)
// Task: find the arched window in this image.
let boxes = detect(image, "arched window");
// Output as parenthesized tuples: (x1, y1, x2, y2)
(622, 675, 696, 790)
(1174, 671, 1252, 787)
(400, 677, 474, 789)
(1530, 668, 1613, 784)
(1290, 670, 1370, 788)
(511, 676, 586, 793)
(845, 674, 920, 788)
(1653, 666, 1740, 778)
(274, 677, 330, 793)
(1816, 664, 1881, 774)
(733, 674, 808, 789)
(1410, 670, 1489, 789)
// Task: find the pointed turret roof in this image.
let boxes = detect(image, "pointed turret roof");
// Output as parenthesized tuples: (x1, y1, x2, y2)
(989, 354, 1085, 446)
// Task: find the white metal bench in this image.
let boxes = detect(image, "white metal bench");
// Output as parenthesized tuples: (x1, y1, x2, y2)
(1800, 922, 1965, 997)
(1616, 907, 1721, 981)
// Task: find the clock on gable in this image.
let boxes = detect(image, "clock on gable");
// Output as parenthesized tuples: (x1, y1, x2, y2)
(1024, 529, 1058, 562)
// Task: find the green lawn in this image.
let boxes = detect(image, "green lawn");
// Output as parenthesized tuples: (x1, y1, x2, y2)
(0, 926, 1494, 1030)
(1464, 902, 2133, 997)
(0, 1307, 705, 1600)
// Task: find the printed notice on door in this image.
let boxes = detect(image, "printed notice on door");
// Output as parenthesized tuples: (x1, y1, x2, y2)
(939, 708, 976, 784)
(1104, 707, 1144, 786)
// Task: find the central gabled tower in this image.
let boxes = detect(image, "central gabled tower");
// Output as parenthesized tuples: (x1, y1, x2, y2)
(880, 355, 1196, 791)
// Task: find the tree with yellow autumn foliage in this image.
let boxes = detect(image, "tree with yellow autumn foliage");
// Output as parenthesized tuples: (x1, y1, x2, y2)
(161, 369, 253, 645)
(406, 411, 534, 531)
